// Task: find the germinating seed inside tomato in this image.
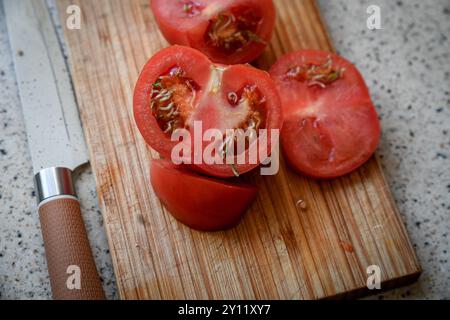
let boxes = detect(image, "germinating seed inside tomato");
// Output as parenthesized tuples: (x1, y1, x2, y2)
(205, 7, 264, 54)
(285, 57, 345, 88)
(220, 85, 266, 159)
(150, 66, 200, 135)
(240, 86, 264, 131)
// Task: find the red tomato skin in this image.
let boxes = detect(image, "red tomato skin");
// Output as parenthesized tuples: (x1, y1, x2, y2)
(150, 159, 257, 231)
(151, 0, 276, 64)
(270, 50, 381, 179)
(134, 46, 283, 178)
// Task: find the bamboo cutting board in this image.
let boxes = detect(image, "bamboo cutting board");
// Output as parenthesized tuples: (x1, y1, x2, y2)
(56, 0, 421, 299)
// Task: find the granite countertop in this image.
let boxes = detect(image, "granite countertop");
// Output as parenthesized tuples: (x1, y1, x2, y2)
(0, 0, 448, 300)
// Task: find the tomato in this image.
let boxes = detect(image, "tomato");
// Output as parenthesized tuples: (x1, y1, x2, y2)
(150, 159, 257, 231)
(151, 0, 276, 64)
(269, 50, 380, 178)
(134, 45, 282, 178)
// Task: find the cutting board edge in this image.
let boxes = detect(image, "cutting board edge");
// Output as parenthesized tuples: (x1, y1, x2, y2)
(325, 269, 422, 300)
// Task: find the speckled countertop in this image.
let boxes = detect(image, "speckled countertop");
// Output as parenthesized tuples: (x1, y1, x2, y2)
(0, 0, 449, 300)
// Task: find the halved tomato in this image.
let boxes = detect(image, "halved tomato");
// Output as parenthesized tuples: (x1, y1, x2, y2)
(150, 159, 257, 231)
(269, 50, 380, 178)
(134, 45, 282, 178)
(151, 0, 276, 64)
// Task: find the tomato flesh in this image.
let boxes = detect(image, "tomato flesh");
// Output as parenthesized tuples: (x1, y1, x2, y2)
(134, 46, 282, 178)
(270, 50, 380, 178)
(150, 159, 257, 231)
(151, 0, 276, 64)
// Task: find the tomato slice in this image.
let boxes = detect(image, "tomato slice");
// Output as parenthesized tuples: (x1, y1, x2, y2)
(134, 45, 282, 178)
(150, 159, 257, 231)
(151, 0, 276, 64)
(269, 50, 381, 178)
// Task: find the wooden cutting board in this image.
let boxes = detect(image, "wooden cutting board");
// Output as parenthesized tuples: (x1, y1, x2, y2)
(56, 0, 421, 299)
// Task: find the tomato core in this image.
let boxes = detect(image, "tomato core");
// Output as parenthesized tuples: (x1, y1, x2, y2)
(205, 7, 263, 54)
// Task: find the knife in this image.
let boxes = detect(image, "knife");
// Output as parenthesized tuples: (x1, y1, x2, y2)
(4, 0, 105, 300)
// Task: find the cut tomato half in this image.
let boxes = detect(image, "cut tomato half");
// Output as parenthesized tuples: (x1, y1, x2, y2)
(151, 0, 276, 64)
(150, 159, 257, 231)
(269, 50, 380, 178)
(134, 45, 282, 178)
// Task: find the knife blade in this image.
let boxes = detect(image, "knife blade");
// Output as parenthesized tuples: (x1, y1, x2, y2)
(4, 0, 105, 300)
(4, 0, 88, 173)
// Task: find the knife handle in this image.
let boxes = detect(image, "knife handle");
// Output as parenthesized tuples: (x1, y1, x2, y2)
(35, 168, 105, 300)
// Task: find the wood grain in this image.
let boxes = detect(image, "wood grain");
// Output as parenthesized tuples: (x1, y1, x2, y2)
(56, 0, 421, 299)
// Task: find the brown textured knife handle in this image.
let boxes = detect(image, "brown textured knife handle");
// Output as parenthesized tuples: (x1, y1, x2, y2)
(39, 197, 105, 300)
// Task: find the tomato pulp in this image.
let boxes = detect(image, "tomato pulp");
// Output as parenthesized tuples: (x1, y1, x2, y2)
(269, 50, 381, 178)
(151, 0, 276, 64)
(134, 45, 282, 178)
(150, 159, 257, 231)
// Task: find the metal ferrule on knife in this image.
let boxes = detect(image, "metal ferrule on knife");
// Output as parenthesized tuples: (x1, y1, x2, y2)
(34, 167, 77, 204)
